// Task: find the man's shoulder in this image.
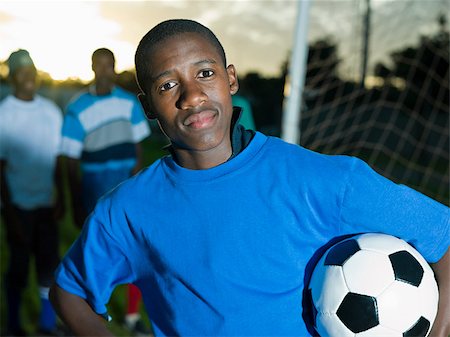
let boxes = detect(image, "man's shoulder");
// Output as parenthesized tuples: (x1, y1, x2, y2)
(0, 94, 60, 116)
(35, 95, 62, 113)
(66, 89, 92, 113)
(113, 86, 138, 102)
(100, 160, 165, 206)
(0, 95, 12, 111)
(261, 135, 311, 159)
(0, 94, 17, 109)
(0, 96, 14, 125)
(262, 134, 356, 171)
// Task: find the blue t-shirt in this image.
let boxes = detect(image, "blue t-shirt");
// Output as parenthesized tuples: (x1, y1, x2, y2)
(55, 132, 449, 336)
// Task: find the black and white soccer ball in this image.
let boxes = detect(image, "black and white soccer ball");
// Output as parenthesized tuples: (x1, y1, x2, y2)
(308, 233, 439, 337)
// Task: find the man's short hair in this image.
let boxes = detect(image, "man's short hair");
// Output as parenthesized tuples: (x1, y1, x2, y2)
(135, 19, 227, 93)
(92, 48, 115, 65)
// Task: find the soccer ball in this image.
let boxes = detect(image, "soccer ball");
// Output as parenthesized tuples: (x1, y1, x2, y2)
(308, 233, 439, 337)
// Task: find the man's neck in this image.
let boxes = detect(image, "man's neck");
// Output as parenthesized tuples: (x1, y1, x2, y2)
(14, 91, 34, 101)
(173, 144, 233, 170)
(94, 83, 113, 96)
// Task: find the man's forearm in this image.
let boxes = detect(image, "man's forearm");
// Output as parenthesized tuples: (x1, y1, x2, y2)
(66, 157, 82, 206)
(53, 156, 66, 219)
(65, 157, 87, 227)
(131, 142, 144, 175)
(430, 247, 450, 337)
(0, 160, 21, 231)
(49, 284, 114, 337)
(1, 160, 14, 214)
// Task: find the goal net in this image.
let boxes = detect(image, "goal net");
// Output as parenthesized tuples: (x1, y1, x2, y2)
(298, 1, 449, 205)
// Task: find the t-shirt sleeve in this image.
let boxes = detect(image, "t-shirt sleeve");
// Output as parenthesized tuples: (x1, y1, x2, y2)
(59, 108, 85, 159)
(130, 99, 151, 143)
(54, 201, 135, 316)
(339, 157, 449, 263)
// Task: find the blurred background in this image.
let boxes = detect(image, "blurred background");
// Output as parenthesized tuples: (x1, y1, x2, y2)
(1, 0, 449, 335)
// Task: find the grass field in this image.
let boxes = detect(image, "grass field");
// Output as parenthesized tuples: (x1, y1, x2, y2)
(0, 133, 168, 336)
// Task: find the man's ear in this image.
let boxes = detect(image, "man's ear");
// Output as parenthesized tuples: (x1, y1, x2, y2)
(138, 93, 156, 120)
(226, 64, 239, 95)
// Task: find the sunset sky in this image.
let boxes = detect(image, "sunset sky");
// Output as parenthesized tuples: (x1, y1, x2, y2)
(0, 0, 447, 82)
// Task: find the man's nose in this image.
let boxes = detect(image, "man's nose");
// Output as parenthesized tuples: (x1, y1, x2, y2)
(177, 82, 207, 110)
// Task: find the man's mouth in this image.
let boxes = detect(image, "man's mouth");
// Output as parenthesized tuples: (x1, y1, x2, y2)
(183, 110, 217, 129)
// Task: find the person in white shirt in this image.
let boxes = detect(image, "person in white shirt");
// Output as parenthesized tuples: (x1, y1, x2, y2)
(0, 49, 64, 336)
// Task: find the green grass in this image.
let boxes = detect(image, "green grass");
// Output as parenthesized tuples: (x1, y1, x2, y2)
(0, 134, 168, 336)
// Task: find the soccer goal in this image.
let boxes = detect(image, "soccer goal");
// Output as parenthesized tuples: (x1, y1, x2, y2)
(286, 2, 449, 205)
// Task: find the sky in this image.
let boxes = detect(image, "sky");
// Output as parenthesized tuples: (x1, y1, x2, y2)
(0, 0, 447, 82)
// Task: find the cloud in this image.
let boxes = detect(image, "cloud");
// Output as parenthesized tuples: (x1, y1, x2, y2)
(1, 0, 447, 80)
(0, 1, 131, 80)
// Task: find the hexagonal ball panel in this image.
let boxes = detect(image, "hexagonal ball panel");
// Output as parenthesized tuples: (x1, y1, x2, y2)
(377, 281, 421, 332)
(356, 233, 408, 255)
(342, 250, 394, 297)
(310, 262, 349, 314)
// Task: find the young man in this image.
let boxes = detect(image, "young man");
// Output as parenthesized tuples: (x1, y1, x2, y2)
(58, 48, 151, 335)
(0, 49, 64, 336)
(50, 20, 449, 337)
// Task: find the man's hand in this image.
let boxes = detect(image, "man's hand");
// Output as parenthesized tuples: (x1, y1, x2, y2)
(429, 248, 450, 337)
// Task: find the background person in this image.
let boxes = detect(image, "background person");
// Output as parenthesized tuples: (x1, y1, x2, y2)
(232, 94, 255, 130)
(0, 49, 64, 336)
(58, 48, 151, 335)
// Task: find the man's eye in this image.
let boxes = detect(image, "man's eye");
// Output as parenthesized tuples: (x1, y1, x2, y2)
(198, 70, 214, 78)
(160, 82, 176, 92)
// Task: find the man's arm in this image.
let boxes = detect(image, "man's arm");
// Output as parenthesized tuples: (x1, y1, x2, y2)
(131, 142, 144, 176)
(49, 284, 114, 336)
(0, 160, 24, 241)
(64, 156, 87, 228)
(0, 160, 14, 215)
(429, 247, 450, 337)
(53, 156, 66, 220)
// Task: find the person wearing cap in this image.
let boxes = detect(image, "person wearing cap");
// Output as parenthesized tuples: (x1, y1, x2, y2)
(0, 49, 64, 336)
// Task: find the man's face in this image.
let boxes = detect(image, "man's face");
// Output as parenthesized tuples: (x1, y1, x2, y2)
(144, 32, 238, 157)
(12, 65, 37, 97)
(92, 54, 116, 88)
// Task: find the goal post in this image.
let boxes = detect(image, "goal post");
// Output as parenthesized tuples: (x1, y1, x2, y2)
(281, 0, 312, 145)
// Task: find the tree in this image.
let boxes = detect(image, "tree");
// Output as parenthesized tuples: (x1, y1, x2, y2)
(374, 15, 449, 112)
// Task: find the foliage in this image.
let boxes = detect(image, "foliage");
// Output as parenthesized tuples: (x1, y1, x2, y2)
(298, 16, 449, 205)
(375, 25, 449, 111)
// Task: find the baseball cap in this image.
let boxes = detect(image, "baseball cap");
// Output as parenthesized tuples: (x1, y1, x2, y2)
(7, 49, 36, 76)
